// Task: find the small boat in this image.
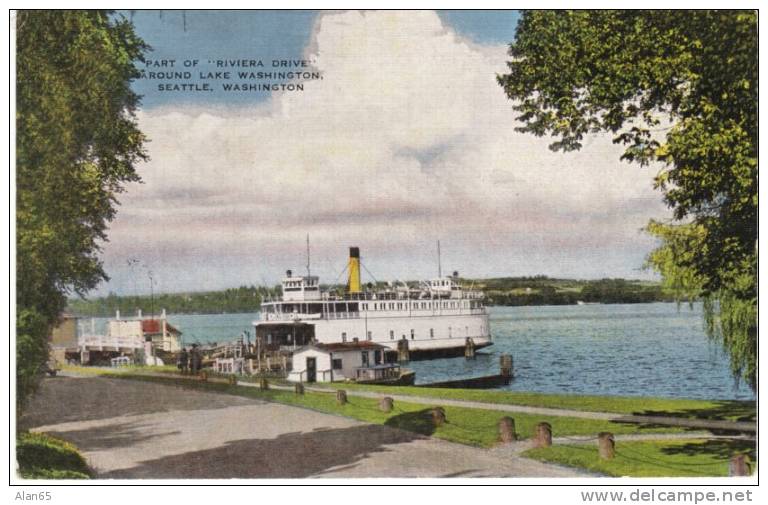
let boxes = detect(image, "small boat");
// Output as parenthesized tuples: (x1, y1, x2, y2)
(354, 363, 416, 386)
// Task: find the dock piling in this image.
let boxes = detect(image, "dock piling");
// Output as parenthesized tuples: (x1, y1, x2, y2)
(500, 354, 514, 382)
(464, 337, 475, 359)
(397, 338, 410, 362)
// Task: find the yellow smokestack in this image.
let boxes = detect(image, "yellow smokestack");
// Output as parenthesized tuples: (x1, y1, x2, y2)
(348, 247, 361, 293)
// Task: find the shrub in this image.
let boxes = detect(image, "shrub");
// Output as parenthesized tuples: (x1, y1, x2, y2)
(17, 432, 91, 479)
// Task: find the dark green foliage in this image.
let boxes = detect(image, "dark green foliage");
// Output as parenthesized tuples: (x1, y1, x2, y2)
(15, 310, 51, 410)
(484, 278, 672, 306)
(579, 279, 668, 304)
(17, 432, 91, 479)
(499, 11, 756, 389)
(16, 11, 148, 404)
(68, 285, 272, 317)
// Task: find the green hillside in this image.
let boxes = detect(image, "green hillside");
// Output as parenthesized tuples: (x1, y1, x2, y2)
(67, 276, 682, 317)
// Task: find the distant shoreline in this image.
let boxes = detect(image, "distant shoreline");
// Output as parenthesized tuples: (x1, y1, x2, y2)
(66, 277, 689, 318)
(67, 300, 696, 319)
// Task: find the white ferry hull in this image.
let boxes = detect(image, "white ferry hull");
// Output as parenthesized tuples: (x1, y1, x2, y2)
(255, 311, 492, 359)
(311, 312, 491, 354)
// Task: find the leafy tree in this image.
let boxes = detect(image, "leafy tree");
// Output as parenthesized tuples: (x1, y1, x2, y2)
(498, 10, 756, 389)
(16, 11, 148, 404)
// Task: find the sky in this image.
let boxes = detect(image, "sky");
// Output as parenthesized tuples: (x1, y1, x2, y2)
(97, 10, 670, 296)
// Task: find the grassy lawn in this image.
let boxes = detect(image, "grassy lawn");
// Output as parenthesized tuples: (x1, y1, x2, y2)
(94, 371, 689, 448)
(319, 383, 755, 422)
(16, 432, 91, 479)
(524, 439, 756, 477)
(61, 363, 179, 375)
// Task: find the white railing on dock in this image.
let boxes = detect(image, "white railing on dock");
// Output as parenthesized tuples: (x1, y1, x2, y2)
(79, 334, 145, 350)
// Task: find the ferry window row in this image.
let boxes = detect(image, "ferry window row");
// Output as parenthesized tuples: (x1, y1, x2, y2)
(360, 301, 475, 311)
(340, 326, 464, 341)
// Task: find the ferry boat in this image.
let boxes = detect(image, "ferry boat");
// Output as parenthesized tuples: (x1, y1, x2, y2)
(253, 247, 492, 360)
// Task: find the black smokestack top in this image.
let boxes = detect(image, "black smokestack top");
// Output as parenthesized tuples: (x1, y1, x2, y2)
(349, 247, 360, 259)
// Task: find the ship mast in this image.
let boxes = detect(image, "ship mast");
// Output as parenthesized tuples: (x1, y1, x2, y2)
(437, 240, 442, 278)
(306, 234, 311, 277)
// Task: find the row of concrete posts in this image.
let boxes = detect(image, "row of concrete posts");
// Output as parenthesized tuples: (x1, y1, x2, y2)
(201, 373, 752, 477)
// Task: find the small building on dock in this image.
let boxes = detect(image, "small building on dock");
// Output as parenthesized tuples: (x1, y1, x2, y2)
(107, 311, 182, 353)
(74, 309, 182, 365)
(288, 341, 389, 383)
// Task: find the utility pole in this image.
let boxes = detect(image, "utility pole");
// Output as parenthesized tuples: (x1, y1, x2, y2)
(437, 240, 442, 278)
(148, 270, 155, 319)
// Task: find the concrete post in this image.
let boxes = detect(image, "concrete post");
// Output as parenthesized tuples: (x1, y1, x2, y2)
(729, 455, 751, 476)
(379, 397, 394, 413)
(431, 407, 446, 427)
(534, 422, 552, 448)
(598, 432, 615, 459)
(294, 383, 304, 395)
(498, 416, 517, 443)
(336, 389, 348, 405)
(259, 377, 269, 390)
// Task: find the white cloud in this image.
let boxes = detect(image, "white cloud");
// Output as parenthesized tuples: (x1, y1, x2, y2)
(101, 10, 670, 295)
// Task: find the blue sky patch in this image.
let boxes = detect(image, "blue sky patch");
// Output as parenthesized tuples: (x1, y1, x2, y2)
(124, 10, 519, 109)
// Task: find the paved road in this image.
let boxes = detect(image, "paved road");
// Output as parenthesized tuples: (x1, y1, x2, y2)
(20, 376, 587, 479)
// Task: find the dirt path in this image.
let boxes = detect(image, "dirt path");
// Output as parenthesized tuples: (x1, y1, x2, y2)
(20, 376, 588, 479)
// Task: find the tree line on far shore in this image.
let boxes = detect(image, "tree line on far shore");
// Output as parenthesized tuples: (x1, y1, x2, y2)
(483, 277, 677, 306)
(67, 285, 273, 318)
(66, 277, 680, 317)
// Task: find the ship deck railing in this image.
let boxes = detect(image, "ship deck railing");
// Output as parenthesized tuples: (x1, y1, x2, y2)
(262, 307, 487, 322)
(318, 291, 485, 301)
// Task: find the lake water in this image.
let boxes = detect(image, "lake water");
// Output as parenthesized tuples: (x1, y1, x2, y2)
(88, 303, 754, 400)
